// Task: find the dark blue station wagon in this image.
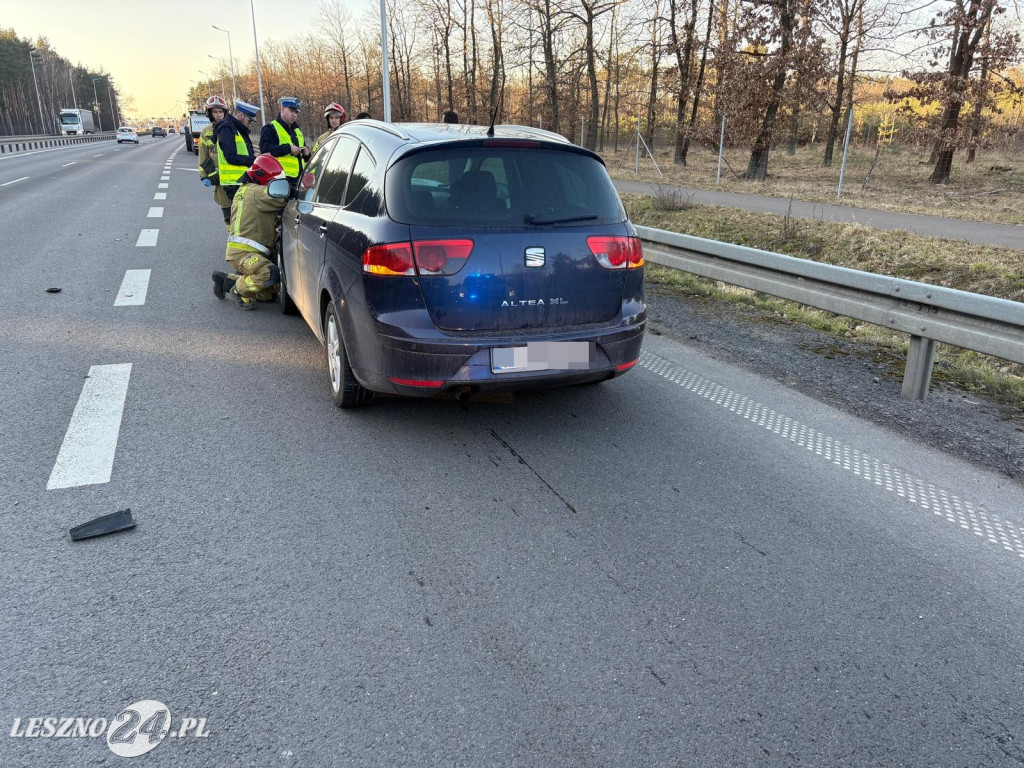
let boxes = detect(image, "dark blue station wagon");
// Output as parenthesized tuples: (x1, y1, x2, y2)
(276, 121, 646, 407)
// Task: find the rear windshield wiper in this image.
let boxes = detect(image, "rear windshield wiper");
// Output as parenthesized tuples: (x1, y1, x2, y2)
(524, 214, 599, 226)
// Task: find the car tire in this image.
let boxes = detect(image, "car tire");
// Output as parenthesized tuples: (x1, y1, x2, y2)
(276, 240, 297, 316)
(324, 304, 373, 408)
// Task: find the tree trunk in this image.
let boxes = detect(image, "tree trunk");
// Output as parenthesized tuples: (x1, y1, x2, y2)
(671, 0, 699, 164)
(744, 0, 795, 181)
(645, 6, 660, 150)
(680, 0, 715, 164)
(822, 24, 850, 167)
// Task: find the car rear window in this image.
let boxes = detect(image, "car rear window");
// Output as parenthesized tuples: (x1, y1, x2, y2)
(387, 147, 625, 227)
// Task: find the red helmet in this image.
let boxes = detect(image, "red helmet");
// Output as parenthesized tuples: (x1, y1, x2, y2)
(247, 154, 285, 185)
(205, 95, 228, 120)
(324, 102, 346, 123)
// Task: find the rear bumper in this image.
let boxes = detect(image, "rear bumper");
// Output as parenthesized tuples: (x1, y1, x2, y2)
(356, 319, 646, 397)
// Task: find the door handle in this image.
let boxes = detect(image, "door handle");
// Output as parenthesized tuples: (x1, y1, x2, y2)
(318, 223, 328, 237)
(294, 215, 300, 225)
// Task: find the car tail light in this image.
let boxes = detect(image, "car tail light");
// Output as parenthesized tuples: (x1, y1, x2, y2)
(363, 243, 415, 275)
(413, 239, 473, 276)
(588, 236, 644, 269)
(616, 359, 638, 372)
(364, 240, 473, 276)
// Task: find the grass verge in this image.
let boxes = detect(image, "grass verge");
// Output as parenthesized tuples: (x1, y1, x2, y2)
(604, 143, 1024, 225)
(626, 194, 1024, 412)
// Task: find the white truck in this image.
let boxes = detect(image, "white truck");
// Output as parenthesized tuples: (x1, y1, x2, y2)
(59, 108, 95, 135)
(183, 110, 211, 155)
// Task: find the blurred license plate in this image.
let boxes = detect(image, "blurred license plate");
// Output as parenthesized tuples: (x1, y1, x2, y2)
(491, 342, 593, 373)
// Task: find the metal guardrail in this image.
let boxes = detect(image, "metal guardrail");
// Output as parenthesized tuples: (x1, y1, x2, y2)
(0, 133, 115, 154)
(637, 225, 1024, 400)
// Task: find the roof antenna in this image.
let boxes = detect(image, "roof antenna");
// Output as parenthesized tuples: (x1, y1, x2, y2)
(486, 74, 505, 137)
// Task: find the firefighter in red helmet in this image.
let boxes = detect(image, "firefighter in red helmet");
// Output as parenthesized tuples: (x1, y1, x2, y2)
(211, 154, 288, 311)
(312, 102, 347, 153)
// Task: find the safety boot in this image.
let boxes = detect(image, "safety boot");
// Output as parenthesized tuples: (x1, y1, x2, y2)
(212, 271, 229, 300)
(234, 293, 256, 311)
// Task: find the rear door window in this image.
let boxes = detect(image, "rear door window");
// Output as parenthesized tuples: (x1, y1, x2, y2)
(388, 146, 624, 227)
(316, 136, 359, 206)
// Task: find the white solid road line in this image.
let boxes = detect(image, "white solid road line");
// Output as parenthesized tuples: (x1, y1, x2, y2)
(114, 269, 151, 307)
(47, 363, 133, 490)
(1, 176, 29, 187)
(136, 229, 159, 247)
(147, 207, 164, 217)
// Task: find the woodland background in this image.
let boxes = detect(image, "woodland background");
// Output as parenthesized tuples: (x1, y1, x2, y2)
(1, 0, 1022, 184)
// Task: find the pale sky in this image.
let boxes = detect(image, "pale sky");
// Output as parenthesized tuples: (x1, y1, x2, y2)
(1, 0, 367, 121)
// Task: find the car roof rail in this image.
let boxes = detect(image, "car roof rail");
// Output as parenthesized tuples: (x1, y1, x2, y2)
(356, 120, 412, 141)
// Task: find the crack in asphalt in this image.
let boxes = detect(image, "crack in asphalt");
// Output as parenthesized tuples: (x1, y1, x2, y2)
(488, 428, 578, 514)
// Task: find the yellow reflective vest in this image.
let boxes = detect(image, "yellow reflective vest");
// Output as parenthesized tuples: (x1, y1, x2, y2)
(271, 120, 304, 179)
(217, 129, 252, 188)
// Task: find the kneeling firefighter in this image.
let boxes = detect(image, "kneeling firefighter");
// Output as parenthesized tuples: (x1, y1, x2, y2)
(211, 154, 288, 311)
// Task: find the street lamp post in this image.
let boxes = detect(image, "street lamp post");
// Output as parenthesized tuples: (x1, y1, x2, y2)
(198, 71, 213, 98)
(107, 83, 120, 128)
(67, 64, 79, 113)
(380, 0, 392, 122)
(211, 25, 238, 104)
(248, 1, 267, 124)
(28, 49, 46, 134)
(90, 77, 101, 130)
(207, 55, 226, 98)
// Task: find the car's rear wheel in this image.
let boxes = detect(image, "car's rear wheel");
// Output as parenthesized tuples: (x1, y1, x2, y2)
(276, 240, 297, 315)
(324, 305, 373, 408)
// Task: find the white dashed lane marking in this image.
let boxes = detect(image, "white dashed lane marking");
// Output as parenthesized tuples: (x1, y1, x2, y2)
(158, 183, 168, 189)
(135, 229, 159, 247)
(1, 176, 28, 187)
(640, 350, 1024, 561)
(147, 207, 164, 218)
(153, 192, 166, 200)
(93, 153, 103, 157)
(62, 162, 77, 167)
(114, 270, 151, 307)
(46, 364, 132, 490)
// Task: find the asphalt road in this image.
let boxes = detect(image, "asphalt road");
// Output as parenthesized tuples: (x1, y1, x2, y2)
(2, 137, 1024, 766)
(613, 178, 1024, 250)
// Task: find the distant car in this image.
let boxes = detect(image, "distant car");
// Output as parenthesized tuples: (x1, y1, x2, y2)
(116, 127, 139, 144)
(168, 127, 175, 134)
(152, 126, 166, 138)
(277, 122, 646, 408)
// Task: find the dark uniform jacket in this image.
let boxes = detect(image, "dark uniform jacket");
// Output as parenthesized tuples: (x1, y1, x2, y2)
(259, 116, 304, 158)
(215, 114, 255, 171)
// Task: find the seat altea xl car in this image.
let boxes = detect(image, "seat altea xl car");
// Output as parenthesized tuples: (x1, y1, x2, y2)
(277, 121, 646, 408)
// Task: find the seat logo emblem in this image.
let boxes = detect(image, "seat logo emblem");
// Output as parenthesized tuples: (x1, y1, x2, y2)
(525, 247, 545, 268)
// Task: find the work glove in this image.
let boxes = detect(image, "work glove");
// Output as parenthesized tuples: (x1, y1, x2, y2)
(202, 178, 213, 188)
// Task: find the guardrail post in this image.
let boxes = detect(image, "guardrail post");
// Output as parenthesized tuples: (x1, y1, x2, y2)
(901, 335, 937, 401)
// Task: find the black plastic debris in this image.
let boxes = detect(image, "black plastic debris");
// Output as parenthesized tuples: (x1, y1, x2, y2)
(45, 288, 62, 294)
(70, 509, 135, 541)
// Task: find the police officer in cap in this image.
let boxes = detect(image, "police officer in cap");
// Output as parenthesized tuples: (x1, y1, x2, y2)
(215, 99, 260, 201)
(259, 96, 309, 186)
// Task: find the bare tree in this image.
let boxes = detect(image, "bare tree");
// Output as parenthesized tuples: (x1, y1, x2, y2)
(743, 0, 799, 180)
(668, 0, 701, 163)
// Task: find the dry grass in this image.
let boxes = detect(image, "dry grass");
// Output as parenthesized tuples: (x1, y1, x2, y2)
(626, 194, 1024, 409)
(604, 141, 1024, 225)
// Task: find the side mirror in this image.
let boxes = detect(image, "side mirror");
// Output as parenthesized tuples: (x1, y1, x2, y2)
(267, 178, 291, 199)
